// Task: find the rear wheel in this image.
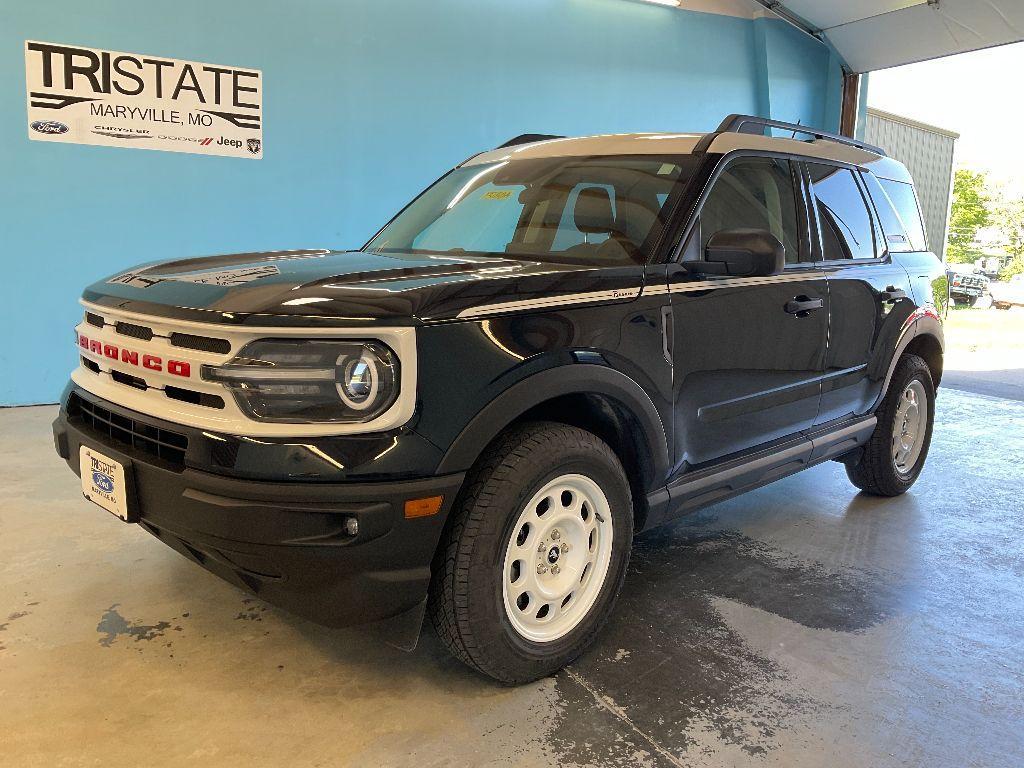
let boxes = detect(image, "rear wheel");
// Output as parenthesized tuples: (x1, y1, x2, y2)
(429, 422, 632, 684)
(845, 354, 935, 496)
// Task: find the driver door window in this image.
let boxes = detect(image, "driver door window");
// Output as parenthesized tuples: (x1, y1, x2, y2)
(699, 157, 802, 264)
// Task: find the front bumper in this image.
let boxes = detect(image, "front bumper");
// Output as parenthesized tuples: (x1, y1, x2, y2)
(53, 388, 465, 628)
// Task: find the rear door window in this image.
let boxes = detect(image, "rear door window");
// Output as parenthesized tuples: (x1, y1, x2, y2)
(806, 163, 877, 261)
(878, 178, 928, 252)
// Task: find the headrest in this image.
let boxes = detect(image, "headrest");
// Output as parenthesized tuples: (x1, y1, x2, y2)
(574, 187, 615, 234)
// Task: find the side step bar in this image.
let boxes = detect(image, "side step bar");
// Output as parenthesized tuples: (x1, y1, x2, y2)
(648, 416, 877, 528)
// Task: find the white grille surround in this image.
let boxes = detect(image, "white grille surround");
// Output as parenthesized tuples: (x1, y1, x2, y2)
(73, 300, 417, 438)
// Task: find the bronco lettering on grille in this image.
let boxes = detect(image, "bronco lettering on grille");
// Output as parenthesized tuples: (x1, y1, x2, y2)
(78, 333, 191, 378)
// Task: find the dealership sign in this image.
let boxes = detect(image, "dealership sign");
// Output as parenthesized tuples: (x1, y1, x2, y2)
(24, 40, 262, 159)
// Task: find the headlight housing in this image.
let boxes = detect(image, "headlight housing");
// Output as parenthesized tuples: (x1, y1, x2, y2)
(202, 339, 400, 423)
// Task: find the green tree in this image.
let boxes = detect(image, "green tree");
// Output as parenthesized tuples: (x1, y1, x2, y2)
(947, 169, 992, 264)
(996, 198, 1024, 278)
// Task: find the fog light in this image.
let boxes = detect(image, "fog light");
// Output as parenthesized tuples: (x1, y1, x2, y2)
(344, 517, 359, 536)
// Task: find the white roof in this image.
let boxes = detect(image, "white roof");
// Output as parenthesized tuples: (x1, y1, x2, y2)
(463, 130, 913, 183)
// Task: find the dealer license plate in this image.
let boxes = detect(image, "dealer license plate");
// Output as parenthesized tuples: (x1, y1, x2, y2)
(80, 445, 134, 522)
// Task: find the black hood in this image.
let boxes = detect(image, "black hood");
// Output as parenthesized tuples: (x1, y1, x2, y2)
(82, 249, 643, 326)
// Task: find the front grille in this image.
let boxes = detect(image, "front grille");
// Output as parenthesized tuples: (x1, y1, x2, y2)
(165, 385, 225, 409)
(115, 321, 154, 341)
(68, 393, 188, 467)
(170, 332, 231, 355)
(85, 312, 105, 328)
(110, 370, 147, 390)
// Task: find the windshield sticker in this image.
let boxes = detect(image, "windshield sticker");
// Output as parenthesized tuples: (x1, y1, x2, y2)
(25, 40, 262, 159)
(482, 190, 514, 200)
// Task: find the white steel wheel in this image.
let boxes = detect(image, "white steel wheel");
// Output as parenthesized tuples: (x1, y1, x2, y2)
(501, 473, 614, 643)
(891, 379, 928, 476)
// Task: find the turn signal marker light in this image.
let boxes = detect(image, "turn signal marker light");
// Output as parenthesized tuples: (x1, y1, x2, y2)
(405, 495, 443, 519)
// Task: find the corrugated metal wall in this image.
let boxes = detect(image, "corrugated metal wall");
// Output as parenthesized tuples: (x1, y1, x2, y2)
(864, 108, 957, 258)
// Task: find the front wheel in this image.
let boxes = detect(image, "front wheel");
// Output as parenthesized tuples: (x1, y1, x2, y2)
(429, 422, 633, 684)
(845, 354, 935, 496)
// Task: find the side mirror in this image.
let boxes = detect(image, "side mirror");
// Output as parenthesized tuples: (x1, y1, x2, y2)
(686, 229, 785, 277)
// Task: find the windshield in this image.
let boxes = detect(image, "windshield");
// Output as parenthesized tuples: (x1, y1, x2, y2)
(365, 155, 700, 265)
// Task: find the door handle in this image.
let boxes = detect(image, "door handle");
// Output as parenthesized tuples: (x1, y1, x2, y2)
(879, 286, 907, 303)
(784, 295, 824, 316)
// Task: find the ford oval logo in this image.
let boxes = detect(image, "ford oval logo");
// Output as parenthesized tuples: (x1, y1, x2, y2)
(30, 120, 69, 135)
(92, 471, 115, 494)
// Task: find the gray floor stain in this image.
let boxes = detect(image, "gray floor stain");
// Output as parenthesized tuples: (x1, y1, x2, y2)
(96, 604, 172, 647)
(0, 610, 30, 633)
(235, 604, 269, 621)
(547, 518, 897, 764)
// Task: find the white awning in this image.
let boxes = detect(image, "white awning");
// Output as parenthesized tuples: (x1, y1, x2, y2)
(775, 0, 1024, 72)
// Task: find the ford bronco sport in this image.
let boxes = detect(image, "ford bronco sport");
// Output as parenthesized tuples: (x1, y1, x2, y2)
(54, 115, 947, 683)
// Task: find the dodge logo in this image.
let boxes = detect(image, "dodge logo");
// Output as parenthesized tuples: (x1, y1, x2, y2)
(78, 333, 191, 378)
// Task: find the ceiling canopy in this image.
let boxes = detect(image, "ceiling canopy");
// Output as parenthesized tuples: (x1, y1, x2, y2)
(768, 0, 1024, 72)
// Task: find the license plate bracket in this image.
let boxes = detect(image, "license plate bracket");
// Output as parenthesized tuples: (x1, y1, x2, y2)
(80, 445, 138, 523)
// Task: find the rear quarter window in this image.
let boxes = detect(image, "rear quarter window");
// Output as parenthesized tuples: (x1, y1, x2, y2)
(861, 172, 913, 253)
(877, 178, 927, 252)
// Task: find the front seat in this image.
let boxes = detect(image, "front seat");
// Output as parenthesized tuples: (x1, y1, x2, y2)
(567, 187, 639, 263)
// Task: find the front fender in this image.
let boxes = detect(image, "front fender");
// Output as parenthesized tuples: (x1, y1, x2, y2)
(434, 363, 670, 489)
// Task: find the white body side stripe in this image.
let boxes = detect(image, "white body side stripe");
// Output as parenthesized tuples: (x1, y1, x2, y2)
(457, 272, 825, 316)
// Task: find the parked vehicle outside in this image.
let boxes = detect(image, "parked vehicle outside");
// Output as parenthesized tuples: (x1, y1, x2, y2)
(53, 115, 946, 683)
(947, 265, 990, 306)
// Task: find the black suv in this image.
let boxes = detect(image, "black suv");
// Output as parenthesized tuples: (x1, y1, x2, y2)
(54, 115, 946, 683)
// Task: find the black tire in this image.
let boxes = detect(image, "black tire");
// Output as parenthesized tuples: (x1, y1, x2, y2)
(845, 354, 935, 496)
(428, 421, 633, 684)
(967, 296, 979, 307)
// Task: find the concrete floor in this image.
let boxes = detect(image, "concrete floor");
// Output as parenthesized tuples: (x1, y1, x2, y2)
(2, 388, 1023, 767)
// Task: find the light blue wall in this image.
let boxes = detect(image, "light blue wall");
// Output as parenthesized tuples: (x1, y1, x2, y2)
(1, 0, 842, 405)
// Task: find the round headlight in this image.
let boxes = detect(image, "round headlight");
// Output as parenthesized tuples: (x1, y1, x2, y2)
(202, 339, 400, 423)
(337, 352, 380, 410)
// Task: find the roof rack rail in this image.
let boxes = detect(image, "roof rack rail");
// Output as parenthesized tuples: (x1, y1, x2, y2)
(697, 114, 886, 156)
(496, 133, 564, 149)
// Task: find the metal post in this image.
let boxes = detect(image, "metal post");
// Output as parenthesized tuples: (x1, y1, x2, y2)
(840, 72, 863, 138)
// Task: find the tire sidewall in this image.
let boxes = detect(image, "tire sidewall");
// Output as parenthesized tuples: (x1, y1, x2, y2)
(887, 361, 936, 488)
(465, 435, 632, 674)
